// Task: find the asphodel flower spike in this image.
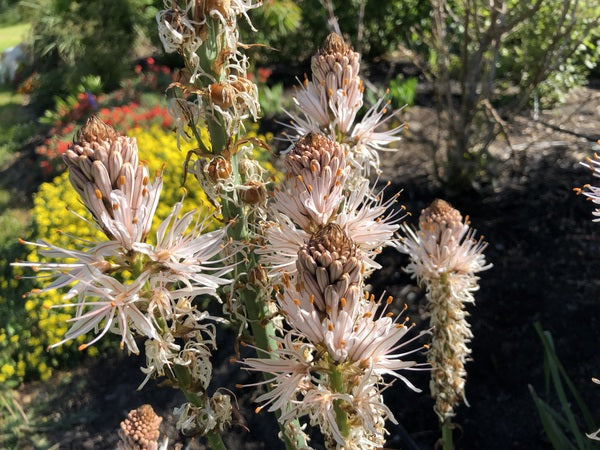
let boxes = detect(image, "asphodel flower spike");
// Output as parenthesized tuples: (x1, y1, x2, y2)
(576, 151, 600, 221)
(286, 32, 405, 179)
(245, 224, 428, 448)
(399, 199, 491, 422)
(63, 116, 162, 249)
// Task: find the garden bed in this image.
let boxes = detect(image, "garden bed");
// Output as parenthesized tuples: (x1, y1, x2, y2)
(6, 85, 600, 449)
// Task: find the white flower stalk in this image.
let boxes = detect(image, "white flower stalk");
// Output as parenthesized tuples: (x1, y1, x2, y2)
(286, 33, 404, 178)
(576, 152, 600, 221)
(399, 199, 491, 421)
(63, 116, 162, 250)
(245, 224, 427, 448)
(118, 404, 166, 450)
(577, 156, 600, 441)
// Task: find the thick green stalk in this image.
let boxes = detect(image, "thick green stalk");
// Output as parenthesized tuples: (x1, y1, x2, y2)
(218, 153, 306, 449)
(206, 430, 228, 450)
(330, 363, 350, 439)
(442, 418, 454, 450)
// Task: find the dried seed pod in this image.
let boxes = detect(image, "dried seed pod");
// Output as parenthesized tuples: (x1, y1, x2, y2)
(207, 156, 232, 182)
(240, 181, 266, 205)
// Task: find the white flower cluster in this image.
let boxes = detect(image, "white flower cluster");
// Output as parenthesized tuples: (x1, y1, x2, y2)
(398, 199, 490, 421)
(15, 117, 235, 435)
(247, 131, 427, 447)
(577, 152, 600, 221)
(577, 154, 600, 441)
(285, 33, 405, 179)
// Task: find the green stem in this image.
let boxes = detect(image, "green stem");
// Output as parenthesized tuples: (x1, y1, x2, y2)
(218, 154, 306, 449)
(442, 418, 454, 450)
(207, 116, 229, 155)
(330, 363, 350, 439)
(205, 429, 228, 450)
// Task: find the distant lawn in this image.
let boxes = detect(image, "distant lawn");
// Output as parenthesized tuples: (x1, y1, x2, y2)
(0, 22, 29, 53)
(0, 87, 27, 167)
(0, 87, 24, 126)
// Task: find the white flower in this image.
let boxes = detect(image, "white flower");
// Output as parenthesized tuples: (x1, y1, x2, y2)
(242, 333, 315, 414)
(133, 201, 234, 296)
(336, 179, 405, 272)
(49, 267, 155, 354)
(13, 239, 122, 300)
(578, 152, 600, 221)
(302, 387, 351, 447)
(399, 199, 491, 280)
(257, 215, 309, 278)
(348, 94, 405, 177)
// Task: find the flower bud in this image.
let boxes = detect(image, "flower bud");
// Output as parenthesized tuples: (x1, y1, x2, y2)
(63, 117, 162, 248)
(117, 404, 162, 450)
(296, 223, 362, 318)
(419, 198, 464, 242)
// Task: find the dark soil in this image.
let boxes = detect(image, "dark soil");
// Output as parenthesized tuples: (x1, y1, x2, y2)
(10, 86, 600, 449)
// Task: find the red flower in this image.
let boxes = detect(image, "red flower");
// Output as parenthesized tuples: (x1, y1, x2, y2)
(258, 67, 273, 84)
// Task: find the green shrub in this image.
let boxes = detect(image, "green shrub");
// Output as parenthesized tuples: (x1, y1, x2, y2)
(492, 0, 600, 106)
(388, 75, 418, 109)
(247, 0, 432, 64)
(23, 0, 148, 111)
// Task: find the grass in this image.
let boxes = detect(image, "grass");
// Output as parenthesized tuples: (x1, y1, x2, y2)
(0, 87, 27, 169)
(0, 22, 29, 53)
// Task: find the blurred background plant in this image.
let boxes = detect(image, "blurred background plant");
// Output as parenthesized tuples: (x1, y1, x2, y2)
(21, 0, 157, 112)
(399, 0, 600, 190)
(388, 75, 418, 109)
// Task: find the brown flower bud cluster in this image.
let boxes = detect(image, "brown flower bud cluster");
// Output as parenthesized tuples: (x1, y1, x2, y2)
(63, 116, 162, 248)
(117, 404, 162, 450)
(297, 223, 362, 321)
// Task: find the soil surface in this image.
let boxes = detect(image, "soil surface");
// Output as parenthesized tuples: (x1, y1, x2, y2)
(10, 85, 600, 450)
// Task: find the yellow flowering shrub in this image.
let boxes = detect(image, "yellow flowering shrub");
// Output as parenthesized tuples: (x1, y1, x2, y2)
(2, 124, 276, 383)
